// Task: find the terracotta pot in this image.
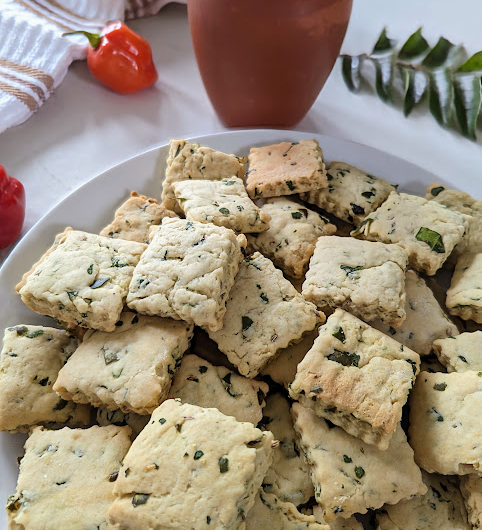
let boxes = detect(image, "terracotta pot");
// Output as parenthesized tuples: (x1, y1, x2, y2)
(188, 0, 353, 127)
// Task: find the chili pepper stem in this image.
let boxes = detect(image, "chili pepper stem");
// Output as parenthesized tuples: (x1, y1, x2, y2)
(62, 31, 102, 50)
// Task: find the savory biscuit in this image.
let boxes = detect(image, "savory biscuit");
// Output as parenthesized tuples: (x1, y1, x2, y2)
(162, 139, 246, 212)
(460, 474, 482, 530)
(172, 177, 271, 233)
(246, 490, 329, 530)
(376, 471, 470, 530)
(354, 192, 471, 275)
(246, 197, 336, 278)
(300, 161, 396, 225)
(109, 399, 274, 530)
(260, 394, 314, 506)
(289, 309, 420, 450)
(446, 253, 482, 324)
(371, 269, 459, 356)
(409, 371, 482, 476)
(17, 229, 147, 332)
(7, 425, 132, 530)
(127, 218, 246, 331)
(167, 354, 268, 424)
(208, 252, 322, 377)
(292, 404, 426, 522)
(0, 325, 90, 433)
(100, 191, 178, 244)
(260, 329, 319, 388)
(246, 140, 327, 198)
(53, 312, 193, 415)
(426, 182, 482, 257)
(302, 236, 408, 326)
(433, 331, 482, 373)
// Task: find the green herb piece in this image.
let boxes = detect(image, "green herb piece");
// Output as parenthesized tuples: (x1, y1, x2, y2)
(219, 208, 230, 215)
(340, 264, 363, 277)
(90, 278, 110, 289)
(38, 377, 49, 386)
(53, 398, 68, 411)
(109, 471, 118, 482)
(26, 330, 44, 339)
(327, 350, 360, 367)
(351, 203, 365, 216)
(429, 406, 444, 422)
(112, 257, 128, 268)
(458, 355, 468, 363)
(87, 264, 93, 274)
(174, 144, 182, 157)
(453, 74, 482, 140)
(433, 382, 447, 391)
(67, 290, 78, 300)
(219, 457, 229, 473)
(104, 350, 119, 365)
(198, 365, 208, 374)
(224, 180, 236, 186)
(242, 316, 254, 332)
(6, 496, 21, 512)
(132, 493, 149, 507)
(388, 326, 397, 335)
(332, 326, 346, 343)
(291, 211, 302, 219)
(355, 466, 365, 479)
(399, 27, 430, 61)
(333, 507, 344, 514)
(115, 320, 123, 327)
(343, 455, 352, 463)
(430, 186, 445, 196)
(415, 227, 445, 253)
(247, 439, 262, 446)
(8, 325, 28, 336)
(310, 386, 323, 394)
(285, 180, 295, 191)
(361, 188, 376, 199)
(260, 293, 269, 304)
(406, 359, 417, 375)
(131, 315, 139, 324)
(341, 54, 362, 92)
(186, 221, 194, 230)
(159, 418, 166, 424)
(207, 516, 211, 524)
(194, 450, 204, 460)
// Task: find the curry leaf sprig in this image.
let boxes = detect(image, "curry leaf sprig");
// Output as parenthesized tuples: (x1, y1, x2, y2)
(341, 28, 482, 140)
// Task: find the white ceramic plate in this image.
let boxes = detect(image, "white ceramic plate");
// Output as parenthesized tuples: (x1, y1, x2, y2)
(0, 129, 479, 527)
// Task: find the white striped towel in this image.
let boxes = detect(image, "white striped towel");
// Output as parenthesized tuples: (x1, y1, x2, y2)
(0, 0, 186, 135)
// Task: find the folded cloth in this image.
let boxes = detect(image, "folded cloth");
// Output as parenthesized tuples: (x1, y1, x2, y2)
(0, 0, 185, 134)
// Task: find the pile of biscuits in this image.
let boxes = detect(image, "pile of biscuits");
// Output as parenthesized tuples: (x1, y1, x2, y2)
(1, 138, 481, 530)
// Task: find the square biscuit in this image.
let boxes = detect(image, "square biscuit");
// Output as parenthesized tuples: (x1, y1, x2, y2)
(96, 407, 149, 439)
(100, 191, 178, 244)
(409, 371, 482, 476)
(353, 192, 471, 275)
(289, 309, 420, 450)
(17, 229, 147, 332)
(172, 177, 271, 233)
(246, 140, 327, 198)
(7, 425, 132, 530)
(302, 236, 408, 327)
(460, 474, 482, 530)
(53, 312, 193, 415)
(426, 183, 482, 257)
(376, 471, 470, 530)
(291, 404, 426, 523)
(247, 197, 336, 279)
(260, 394, 314, 506)
(446, 253, 482, 324)
(371, 269, 459, 356)
(0, 325, 90, 433)
(108, 399, 274, 530)
(433, 331, 482, 373)
(208, 252, 322, 378)
(300, 161, 396, 226)
(261, 329, 318, 389)
(246, 490, 329, 530)
(167, 353, 269, 425)
(162, 139, 246, 213)
(127, 218, 246, 331)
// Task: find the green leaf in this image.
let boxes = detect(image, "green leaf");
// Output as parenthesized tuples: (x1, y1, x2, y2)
(327, 350, 360, 367)
(341, 55, 363, 92)
(399, 66, 427, 116)
(422, 37, 455, 69)
(415, 227, 445, 253)
(372, 28, 396, 55)
(398, 28, 429, 61)
(427, 69, 453, 126)
(457, 51, 482, 73)
(372, 56, 394, 102)
(453, 75, 481, 139)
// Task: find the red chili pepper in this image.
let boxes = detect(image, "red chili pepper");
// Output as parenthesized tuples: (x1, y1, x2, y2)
(66, 22, 158, 94)
(0, 165, 26, 250)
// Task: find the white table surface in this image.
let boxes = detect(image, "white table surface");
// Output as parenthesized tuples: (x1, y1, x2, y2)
(0, 0, 481, 265)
